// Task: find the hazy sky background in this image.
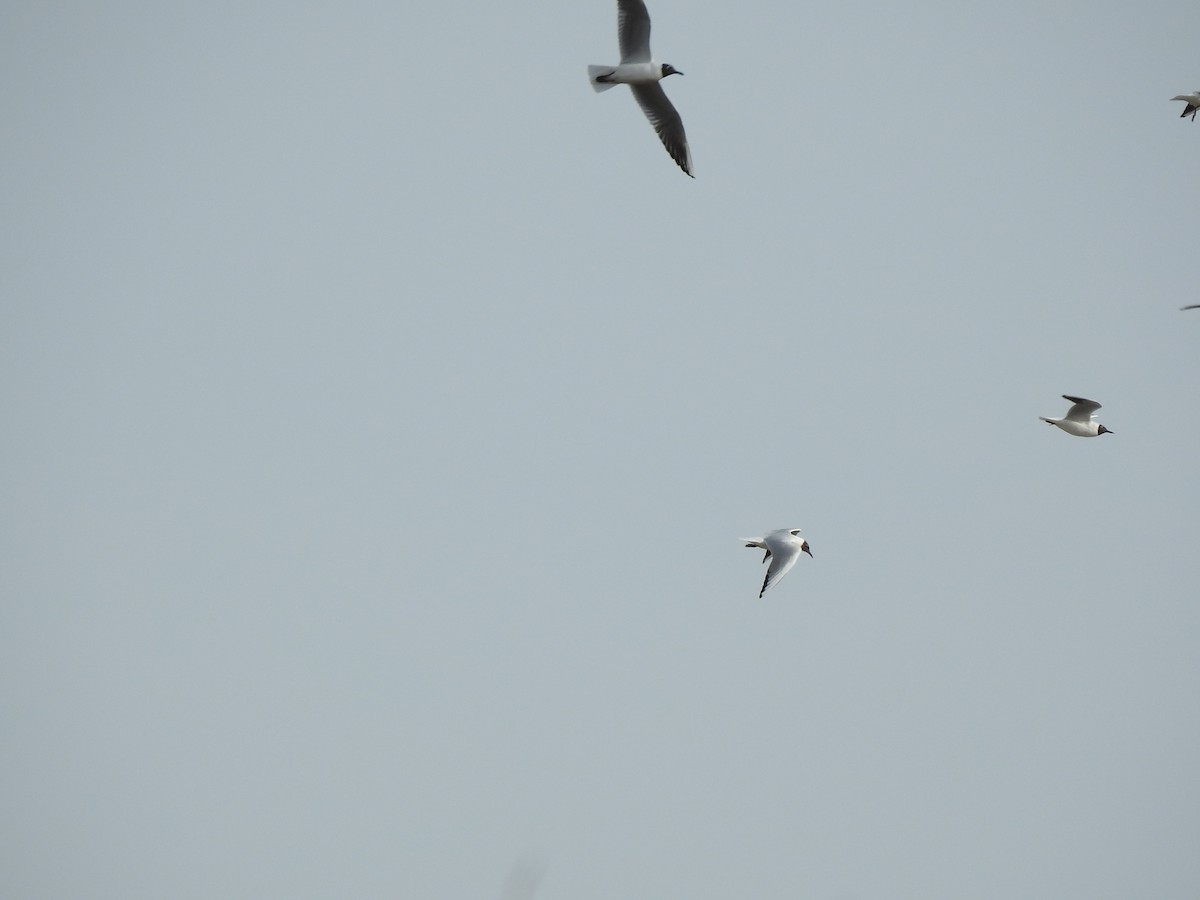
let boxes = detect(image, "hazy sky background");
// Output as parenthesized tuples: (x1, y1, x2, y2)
(4, 1, 1200, 898)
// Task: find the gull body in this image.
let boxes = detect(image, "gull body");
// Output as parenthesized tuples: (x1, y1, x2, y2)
(1172, 92, 1200, 120)
(592, 61, 671, 86)
(741, 528, 813, 598)
(1039, 395, 1113, 437)
(588, 0, 693, 177)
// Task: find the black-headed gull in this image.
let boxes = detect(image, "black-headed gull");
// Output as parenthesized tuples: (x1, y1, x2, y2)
(741, 528, 812, 598)
(588, 0, 693, 177)
(1039, 395, 1114, 437)
(1172, 92, 1200, 121)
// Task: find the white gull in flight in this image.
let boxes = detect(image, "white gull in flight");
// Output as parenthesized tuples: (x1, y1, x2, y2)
(588, 0, 693, 177)
(1039, 395, 1114, 437)
(741, 528, 812, 598)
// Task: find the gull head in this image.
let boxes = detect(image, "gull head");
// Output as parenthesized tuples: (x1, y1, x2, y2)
(660, 63, 683, 78)
(1098, 424, 1113, 435)
(787, 530, 813, 557)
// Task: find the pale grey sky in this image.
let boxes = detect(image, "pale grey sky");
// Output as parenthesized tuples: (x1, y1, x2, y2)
(3, 2, 1200, 898)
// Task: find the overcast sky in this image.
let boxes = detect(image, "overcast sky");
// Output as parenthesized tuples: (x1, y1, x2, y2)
(4, 1, 1200, 898)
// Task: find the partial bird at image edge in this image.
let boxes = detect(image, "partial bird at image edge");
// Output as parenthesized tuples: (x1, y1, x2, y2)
(1171, 91, 1200, 120)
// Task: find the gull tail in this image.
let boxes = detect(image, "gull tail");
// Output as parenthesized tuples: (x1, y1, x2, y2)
(588, 65, 619, 92)
(741, 538, 770, 563)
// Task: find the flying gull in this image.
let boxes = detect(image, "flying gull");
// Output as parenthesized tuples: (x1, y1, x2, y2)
(741, 528, 813, 598)
(588, 0, 693, 177)
(1039, 395, 1113, 437)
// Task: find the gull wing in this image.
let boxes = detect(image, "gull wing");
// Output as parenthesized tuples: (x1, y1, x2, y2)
(1181, 304, 1200, 310)
(618, 0, 653, 63)
(759, 540, 802, 598)
(1062, 395, 1101, 422)
(630, 83, 693, 176)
